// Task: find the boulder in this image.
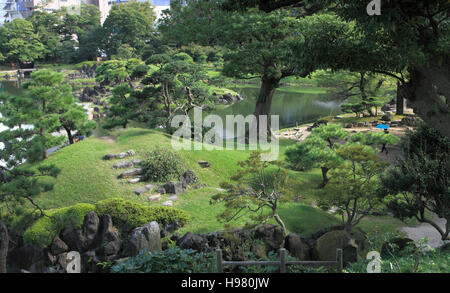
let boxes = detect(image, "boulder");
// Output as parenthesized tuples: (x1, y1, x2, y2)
(157, 186, 166, 194)
(113, 161, 133, 169)
(99, 214, 122, 256)
(77, 211, 101, 251)
(103, 154, 117, 160)
(177, 232, 208, 252)
(135, 187, 148, 195)
(254, 224, 285, 251)
(51, 236, 69, 255)
(117, 152, 127, 159)
(128, 178, 141, 184)
(148, 195, 161, 202)
(145, 184, 155, 191)
(127, 222, 162, 257)
(164, 181, 183, 195)
(8, 244, 54, 273)
(162, 200, 173, 207)
(132, 159, 143, 166)
(316, 230, 367, 266)
(127, 150, 135, 156)
(284, 234, 311, 260)
(198, 161, 211, 168)
(118, 168, 143, 179)
(179, 170, 198, 186)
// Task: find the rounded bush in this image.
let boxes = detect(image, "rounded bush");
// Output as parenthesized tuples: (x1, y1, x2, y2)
(140, 148, 185, 182)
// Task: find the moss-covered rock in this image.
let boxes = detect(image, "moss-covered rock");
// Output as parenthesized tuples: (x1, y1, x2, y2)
(316, 230, 366, 266)
(94, 198, 190, 231)
(23, 203, 96, 247)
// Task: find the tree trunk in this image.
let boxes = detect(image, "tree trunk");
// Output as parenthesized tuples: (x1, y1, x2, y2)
(319, 166, 329, 188)
(404, 63, 450, 138)
(0, 221, 8, 273)
(65, 127, 74, 144)
(251, 75, 280, 139)
(273, 213, 287, 239)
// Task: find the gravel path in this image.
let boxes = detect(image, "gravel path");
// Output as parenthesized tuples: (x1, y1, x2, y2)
(399, 218, 448, 248)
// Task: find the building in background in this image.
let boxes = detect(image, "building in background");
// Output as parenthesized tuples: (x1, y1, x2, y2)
(0, 0, 171, 25)
(0, 0, 23, 25)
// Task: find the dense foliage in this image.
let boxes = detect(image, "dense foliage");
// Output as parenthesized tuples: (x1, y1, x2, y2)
(140, 148, 185, 182)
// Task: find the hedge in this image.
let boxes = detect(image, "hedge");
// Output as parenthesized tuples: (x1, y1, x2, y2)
(94, 198, 190, 230)
(23, 198, 190, 247)
(23, 203, 95, 247)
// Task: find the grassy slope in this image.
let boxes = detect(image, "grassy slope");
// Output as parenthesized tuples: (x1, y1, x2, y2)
(28, 127, 406, 237)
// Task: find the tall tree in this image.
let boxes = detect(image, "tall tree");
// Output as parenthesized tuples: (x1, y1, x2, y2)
(102, 0, 156, 57)
(0, 19, 45, 65)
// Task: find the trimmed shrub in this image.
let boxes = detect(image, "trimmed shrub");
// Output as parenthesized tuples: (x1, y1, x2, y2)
(23, 203, 95, 247)
(140, 148, 185, 182)
(94, 198, 190, 230)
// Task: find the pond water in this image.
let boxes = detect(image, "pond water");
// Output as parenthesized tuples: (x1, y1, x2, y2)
(212, 86, 343, 129)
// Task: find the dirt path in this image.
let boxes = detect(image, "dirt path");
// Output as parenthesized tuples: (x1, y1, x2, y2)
(98, 136, 116, 143)
(399, 218, 448, 248)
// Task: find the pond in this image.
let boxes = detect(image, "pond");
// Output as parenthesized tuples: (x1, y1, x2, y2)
(211, 86, 343, 130)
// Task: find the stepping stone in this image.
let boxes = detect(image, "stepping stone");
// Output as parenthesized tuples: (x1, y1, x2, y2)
(162, 200, 173, 207)
(168, 195, 178, 202)
(135, 187, 148, 195)
(148, 194, 161, 202)
(128, 178, 141, 184)
(113, 161, 133, 169)
(198, 161, 211, 168)
(216, 188, 226, 192)
(145, 184, 155, 191)
(118, 168, 143, 179)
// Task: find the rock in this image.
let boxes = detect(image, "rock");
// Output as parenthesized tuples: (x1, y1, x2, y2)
(135, 187, 149, 195)
(316, 230, 367, 266)
(177, 232, 208, 252)
(179, 170, 198, 186)
(117, 152, 127, 159)
(285, 234, 311, 260)
(99, 215, 122, 256)
(127, 150, 135, 156)
(103, 154, 117, 160)
(254, 224, 285, 251)
(132, 159, 143, 166)
(157, 186, 166, 194)
(79, 211, 101, 251)
(164, 181, 183, 195)
(113, 161, 133, 169)
(127, 222, 162, 257)
(51, 236, 69, 255)
(381, 104, 391, 112)
(148, 194, 161, 202)
(168, 195, 179, 202)
(344, 123, 352, 129)
(118, 168, 143, 179)
(162, 200, 173, 207)
(145, 184, 155, 191)
(198, 161, 211, 168)
(8, 244, 54, 273)
(128, 178, 141, 184)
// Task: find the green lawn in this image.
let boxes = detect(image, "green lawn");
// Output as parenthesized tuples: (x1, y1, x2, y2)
(22, 127, 408, 237)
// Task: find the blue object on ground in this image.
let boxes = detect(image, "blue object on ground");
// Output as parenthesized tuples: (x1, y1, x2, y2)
(376, 124, 390, 130)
